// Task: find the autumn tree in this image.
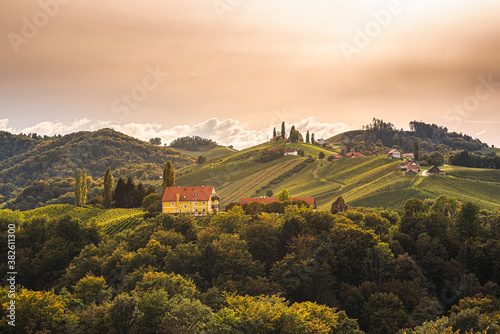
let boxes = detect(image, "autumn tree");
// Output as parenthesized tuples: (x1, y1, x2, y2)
(278, 188, 290, 202)
(331, 195, 349, 214)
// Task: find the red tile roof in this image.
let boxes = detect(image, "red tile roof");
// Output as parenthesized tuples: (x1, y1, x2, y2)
(162, 186, 214, 202)
(388, 149, 397, 154)
(346, 152, 364, 157)
(240, 197, 316, 208)
(285, 148, 297, 153)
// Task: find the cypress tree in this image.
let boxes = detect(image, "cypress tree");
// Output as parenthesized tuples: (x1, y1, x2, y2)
(414, 137, 420, 162)
(162, 161, 175, 195)
(81, 172, 88, 206)
(75, 171, 82, 207)
(103, 167, 114, 208)
(311, 133, 315, 145)
(281, 122, 286, 140)
(114, 178, 127, 208)
(273, 127, 277, 138)
(306, 131, 310, 144)
(125, 177, 136, 208)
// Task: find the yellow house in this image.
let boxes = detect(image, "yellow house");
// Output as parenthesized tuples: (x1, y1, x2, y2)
(161, 186, 219, 216)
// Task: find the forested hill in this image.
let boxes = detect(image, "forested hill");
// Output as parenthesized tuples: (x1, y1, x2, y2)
(327, 119, 495, 156)
(0, 129, 195, 205)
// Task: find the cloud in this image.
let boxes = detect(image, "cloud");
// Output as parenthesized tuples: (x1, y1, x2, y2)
(476, 130, 486, 136)
(0, 117, 353, 149)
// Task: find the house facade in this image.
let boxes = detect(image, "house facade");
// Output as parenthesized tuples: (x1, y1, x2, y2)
(317, 138, 327, 145)
(346, 152, 364, 158)
(285, 148, 298, 156)
(162, 186, 219, 215)
(387, 149, 401, 159)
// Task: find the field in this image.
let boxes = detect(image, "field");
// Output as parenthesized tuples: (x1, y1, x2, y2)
(171, 145, 235, 161)
(170, 145, 500, 211)
(13, 204, 144, 235)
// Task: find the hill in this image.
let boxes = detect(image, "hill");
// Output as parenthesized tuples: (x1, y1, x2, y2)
(0, 129, 195, 207)
(170, 146, 500, 210)
(327, 119, 495, 156)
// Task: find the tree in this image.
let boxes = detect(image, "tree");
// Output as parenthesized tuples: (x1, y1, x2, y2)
(428, 151, 444, 166)
(149, 137, 161, 146)
(340, 148, 346, 157)
(73, 274, 111, 305)
(306, 130, 310, 143)
(414, 137, 420, 162)
(266, 190, 274, 197)
(107, 294, 144, 334)
(162, 161, 175, 195)
(142, 193, 161, 213)
(281, 122, 286, 140)
(197, 155, 207, 164)
(319, 151, 325, 159)
(114, 177, 127, 208)
(278, 188, 290, 202)
(81, 172, 88, 206)
(75, 171, 82, 206)
(331, 196, 349, 214)
(458, 202, 480, 239)
(103, 167, 114, 208)
(273, 127, 277, 138)
(311, 133, 315, 145)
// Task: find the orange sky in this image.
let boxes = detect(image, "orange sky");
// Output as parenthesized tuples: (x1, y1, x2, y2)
(1, 0, 500, 148)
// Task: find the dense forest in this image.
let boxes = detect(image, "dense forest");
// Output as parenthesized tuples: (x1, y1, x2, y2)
(0, 129, 195, 207)
(169, 136, 218, 151)
(1, 196, 499, 333)
(337, 119, 490, 155)
(450, 150, 500, 169)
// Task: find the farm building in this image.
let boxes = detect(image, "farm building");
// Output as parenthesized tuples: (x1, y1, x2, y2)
(240, 197, 317, 210)
(285, 148, 298, 156)
(346, 152, 364, 158)
(405, 162, 420, 174)
(402, 153, 414, 159)
(400, 162, 409, 170)
(162, 186, 219, 215)
(387, 149, 401, 159)
(427, 165, 445, 175)
(317, 138, 327, 145)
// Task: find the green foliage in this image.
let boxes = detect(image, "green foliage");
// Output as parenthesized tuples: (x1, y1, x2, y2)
(107, 293, 144, 334)
(331, 195, 349, 214)
(169, 136, 217, 151)
(278, 188, 291, 202)
(162, 160, 175, 194)
(197, 155, 208, 164)
(104, 167, 114, 208)
(73, 274, 112, 305)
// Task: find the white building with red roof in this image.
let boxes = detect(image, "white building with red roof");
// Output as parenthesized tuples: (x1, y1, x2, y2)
(162, 186, 219, 215)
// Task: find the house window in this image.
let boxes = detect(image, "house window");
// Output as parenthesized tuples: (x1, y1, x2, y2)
(202, 208, 206, 213)
(171, 202, 174, 206)
(179, 209, 182, 213)
(183, 204, 187, 209)
(195, 202, 198, 205)
(174, 209, 177, 213)
(195, 208, 198, 212)
(202, 201, 205, 205)
(189, 201, 191, 205)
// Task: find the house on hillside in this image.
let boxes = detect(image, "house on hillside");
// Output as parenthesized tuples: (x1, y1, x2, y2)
(285, 148, 298, 156)
(241, 197, 317, 210)
(402, 153, 414, 159)
(405, 162, 420, 175)
(162, 186, 219, 216)
(346, 152, 364, 158)
(427, 165, 445, 175)
(333, 154, 343, 159)
(387, 149, 401, 159)
(400, 162, 409, 170)
(317, 138, 327, 145)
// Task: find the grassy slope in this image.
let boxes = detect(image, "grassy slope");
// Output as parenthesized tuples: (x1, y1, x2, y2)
(20, 204, 143, 227)
(480, 147, 500, 156)
(170, 145, 235, 161)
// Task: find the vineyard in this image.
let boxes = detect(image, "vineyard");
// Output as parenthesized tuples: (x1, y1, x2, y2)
(102, 214, 144, 236)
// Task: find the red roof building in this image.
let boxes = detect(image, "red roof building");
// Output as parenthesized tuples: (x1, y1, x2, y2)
(346, 152, 364, 157)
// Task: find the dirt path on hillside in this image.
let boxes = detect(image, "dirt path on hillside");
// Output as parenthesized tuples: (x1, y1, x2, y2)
(312, 159, 322, 178)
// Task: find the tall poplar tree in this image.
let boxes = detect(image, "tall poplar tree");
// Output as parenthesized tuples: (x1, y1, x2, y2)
(281, 122, 286, 140)
(75, 171, 82, 206)
(162, 161, 175, 195)
(414, 137, 420, 162)
(103, 167, 114, 208)
(81, 172, 88, 206)
(306, 131, 310, 144)
(311, 133, 315, 145)
(273, 127, 277, 138)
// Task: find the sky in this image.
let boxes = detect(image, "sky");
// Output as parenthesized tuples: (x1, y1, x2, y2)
(1, 0, 500, 149)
